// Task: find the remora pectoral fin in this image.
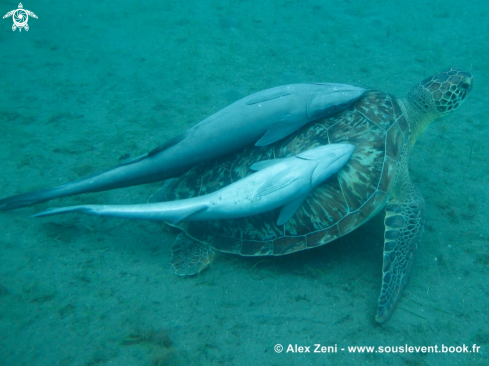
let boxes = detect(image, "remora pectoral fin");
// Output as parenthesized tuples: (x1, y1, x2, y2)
(277, 193, 309, 226)
(170, 203, 208, 224)
(255, 121, 304, 146)
(254, 169, 298, 197)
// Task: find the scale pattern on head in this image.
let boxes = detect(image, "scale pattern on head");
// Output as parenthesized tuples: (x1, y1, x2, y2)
(403, 67, 473, 145)
(419, 67, 473, 113)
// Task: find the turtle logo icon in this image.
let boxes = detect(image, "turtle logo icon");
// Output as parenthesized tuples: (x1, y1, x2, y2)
(3, 3, 37, 32)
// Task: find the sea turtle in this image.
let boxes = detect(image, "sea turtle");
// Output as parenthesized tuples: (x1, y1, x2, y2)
(152, 68, 473, 323)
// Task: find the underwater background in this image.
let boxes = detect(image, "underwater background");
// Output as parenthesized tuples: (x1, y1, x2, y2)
(0, 0, 487, 365)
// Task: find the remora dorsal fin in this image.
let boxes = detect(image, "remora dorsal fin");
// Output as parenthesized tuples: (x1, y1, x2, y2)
(117, 153, 149, 166)
(276, 193, 308, 225)
(117, 132, 188, 166)
(254, 169, 297, 197)
(148, 131, 189, 157)
(169, 203, 208, 224)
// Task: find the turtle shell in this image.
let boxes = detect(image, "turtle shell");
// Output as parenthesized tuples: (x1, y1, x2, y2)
(156, 90, 409, 256)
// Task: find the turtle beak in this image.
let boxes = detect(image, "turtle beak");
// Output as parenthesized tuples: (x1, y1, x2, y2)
(467, 78, 474, 93)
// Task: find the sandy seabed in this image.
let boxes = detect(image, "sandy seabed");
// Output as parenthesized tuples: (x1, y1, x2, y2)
(0, 0, 488, 365)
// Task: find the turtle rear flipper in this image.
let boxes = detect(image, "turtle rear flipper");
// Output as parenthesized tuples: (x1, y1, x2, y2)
(376, 179, 425, 323)
(170, 233, 215, 276)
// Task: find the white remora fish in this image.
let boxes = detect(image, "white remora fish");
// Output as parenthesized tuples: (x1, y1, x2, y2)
(33, 144, 354, 225)
(0, 84, 364, 210)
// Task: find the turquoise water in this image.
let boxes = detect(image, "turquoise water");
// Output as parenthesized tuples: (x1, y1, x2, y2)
(0, 0, 487, 365)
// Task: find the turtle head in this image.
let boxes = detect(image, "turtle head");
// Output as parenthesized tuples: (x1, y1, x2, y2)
(405, 68, 474, 144)
(418, 67, 474, 114)
(407, 68, 473, 117)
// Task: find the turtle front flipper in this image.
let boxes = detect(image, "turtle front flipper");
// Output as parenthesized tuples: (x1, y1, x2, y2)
(170, 233, 215, 276)
(376, 182, 425, 323)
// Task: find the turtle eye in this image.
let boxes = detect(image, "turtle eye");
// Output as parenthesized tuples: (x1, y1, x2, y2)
(458, 79, 471, 92)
